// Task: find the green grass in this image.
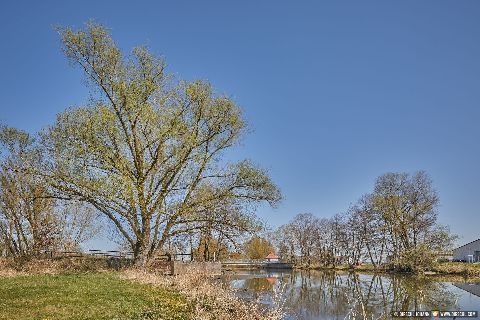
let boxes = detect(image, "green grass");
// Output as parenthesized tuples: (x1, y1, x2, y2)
(0, 273, 191, 320)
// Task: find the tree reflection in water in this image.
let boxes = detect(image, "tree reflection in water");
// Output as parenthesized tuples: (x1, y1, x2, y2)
(226, 270, 460, 319)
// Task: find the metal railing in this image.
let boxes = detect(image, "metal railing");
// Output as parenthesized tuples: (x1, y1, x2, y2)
(40, 249, 135, 259)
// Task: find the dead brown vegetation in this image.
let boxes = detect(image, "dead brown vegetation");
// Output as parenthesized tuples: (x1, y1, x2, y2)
(122, 268, 285, 320)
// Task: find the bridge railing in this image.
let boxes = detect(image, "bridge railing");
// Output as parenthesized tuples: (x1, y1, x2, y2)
(222, 259, 266, 264)
(39, 249, 135, 259)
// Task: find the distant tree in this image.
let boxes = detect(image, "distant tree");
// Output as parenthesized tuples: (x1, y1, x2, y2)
(55, 201, 101, 251)
(272, 224, 296, 262)
(243, 235, 274, 260)
(372, 171, 456, 271)
(42, 22, 281, 265)
(195, 231, 230, 261)
(274, 213, 335, 266)
(354, 194, 388, 267)
(288, 213, 320, 266)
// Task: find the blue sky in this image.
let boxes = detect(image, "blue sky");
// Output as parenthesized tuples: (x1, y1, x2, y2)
(1, 1, 479, 249)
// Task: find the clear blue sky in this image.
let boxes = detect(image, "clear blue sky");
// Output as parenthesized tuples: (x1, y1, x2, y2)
(1, 1, 479, 249)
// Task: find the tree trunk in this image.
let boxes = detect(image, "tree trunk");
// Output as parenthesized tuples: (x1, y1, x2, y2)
(133, 250, 148, 267)
(133, 233, 151, 267)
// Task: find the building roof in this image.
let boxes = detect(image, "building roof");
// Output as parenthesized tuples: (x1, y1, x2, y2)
(265, 253, 279, 259)
(266, 277, 278, 285)
(454, 238, 480, 250)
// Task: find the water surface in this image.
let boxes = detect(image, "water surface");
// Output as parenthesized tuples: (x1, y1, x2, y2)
(223, 269, 480, 319)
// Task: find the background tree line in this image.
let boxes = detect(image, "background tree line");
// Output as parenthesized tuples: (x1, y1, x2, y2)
(272, 171, 456, 272)
(0, 22, 281, 266)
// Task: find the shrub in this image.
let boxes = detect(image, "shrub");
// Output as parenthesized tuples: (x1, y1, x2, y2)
(392, 245, 436, 273)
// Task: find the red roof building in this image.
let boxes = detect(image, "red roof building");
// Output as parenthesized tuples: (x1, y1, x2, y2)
(265, 252, 280, 262)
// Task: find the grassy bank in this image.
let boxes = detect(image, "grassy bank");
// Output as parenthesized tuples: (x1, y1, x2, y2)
(430, 262, 480, 277)
(0, 272, 191, 320)
(0, 257, 284, 320)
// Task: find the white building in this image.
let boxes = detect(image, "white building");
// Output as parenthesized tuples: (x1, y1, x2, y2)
(453, 239, 480, 262)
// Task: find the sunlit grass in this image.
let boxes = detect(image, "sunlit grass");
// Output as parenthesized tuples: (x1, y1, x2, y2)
(0, 272, 191, 320)
(433, 262, 480, 277)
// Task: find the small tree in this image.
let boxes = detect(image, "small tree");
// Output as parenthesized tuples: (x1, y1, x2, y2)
(0, 126, 98, 256)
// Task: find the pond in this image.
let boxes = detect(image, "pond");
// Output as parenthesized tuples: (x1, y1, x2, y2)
(223, 269, 480, 319)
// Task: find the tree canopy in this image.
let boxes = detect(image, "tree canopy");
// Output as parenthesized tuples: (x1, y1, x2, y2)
(40, 22, 281, 264)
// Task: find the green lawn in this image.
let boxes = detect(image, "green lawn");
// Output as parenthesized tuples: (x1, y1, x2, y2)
(0, 273, 191, 320)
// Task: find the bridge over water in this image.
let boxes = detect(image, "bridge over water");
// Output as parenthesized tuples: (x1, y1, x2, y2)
(222, 259, 293, 270)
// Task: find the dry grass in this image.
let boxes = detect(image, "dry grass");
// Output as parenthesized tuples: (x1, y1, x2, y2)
(0, 256, 130, 276)
(431, 262, 480, 277)
(122, 268, 286, 320)
(0, 258, 26, 277)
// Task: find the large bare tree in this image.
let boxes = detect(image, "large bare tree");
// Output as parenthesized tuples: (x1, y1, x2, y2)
(41, 23, 281, 265)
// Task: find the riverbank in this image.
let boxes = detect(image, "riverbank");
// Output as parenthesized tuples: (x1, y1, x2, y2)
(293, 263, 381, 273)
(0, 258, 284, 320)
(430, 262, 480, 277)
(123, 269, 284, 320)
(293, 262, 480, 278)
